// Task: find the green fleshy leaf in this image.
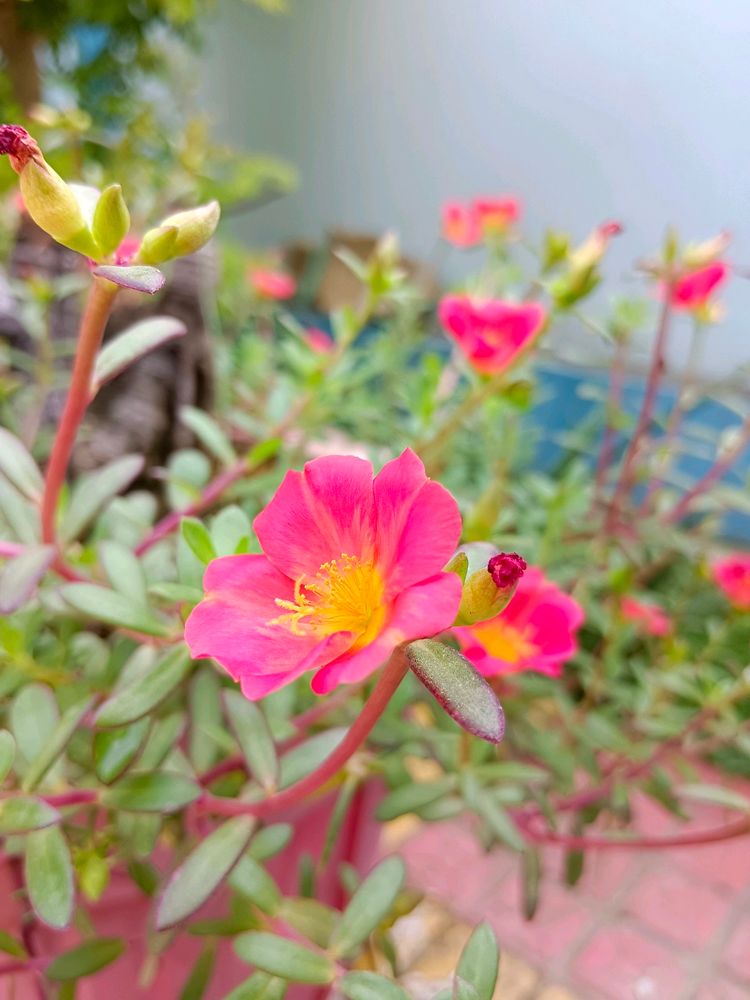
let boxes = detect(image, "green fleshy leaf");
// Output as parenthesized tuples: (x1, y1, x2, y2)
(0, 730, 16, 782)
(101, 771, 201, 813)
(228, 855, 281, 915)
(0, 429, 43, 499)
(46, 938, 125, 981)
(223, 690, 279, 793)
(234, 932, 335, 985)
(0, 797, 60, 834)
(178, 943, 215, 1000)
(179, 406, 236, 465)
(99, 541, 148, 606)
(223, 972, 288, 999)
(24, 826, 74, 929)
(329, 856, 405, 958)
(22, 696, 93, 792)
(60, 455, 144, 542)
(156, 816, 256, 929)
(455, 922, 499, 1000)
(94, 718, 150, 783)
(278, 898, 336, 950)
(376, 778, 456, 822)
(340, 971, 411, 1000)
(248, 823, 293, 862)
(92, 316, 186, 395)
(61, 583, 169, 636)
(181, 518, 217, 565)
(93, 264, 165, 294)
(406, 639, 505, 744)
(0, 545, 54, 614)
(94, 647, 190, 726)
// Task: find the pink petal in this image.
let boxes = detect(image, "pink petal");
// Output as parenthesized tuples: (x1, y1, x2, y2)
(311, 572, 462, 693)
(373, 449, 462, 592)
(254, 455, 376, 580)
(185, 554, 354, 679)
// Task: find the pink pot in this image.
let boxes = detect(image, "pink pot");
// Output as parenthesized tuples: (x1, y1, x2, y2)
(0, 784, 383, 999)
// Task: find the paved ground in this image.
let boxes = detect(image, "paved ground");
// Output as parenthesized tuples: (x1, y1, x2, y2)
(391, 790, 750, 1000)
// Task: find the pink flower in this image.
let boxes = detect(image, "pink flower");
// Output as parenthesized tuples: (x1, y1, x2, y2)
(620, 596, 672, 637)
(712, 554, 750, 610)
(305, 327, 334, 354)
(185, 450, 463, 698)
(249, 268, 297, 300)
(441, 201, 482, 247)
(115, 235, 141, 266)
(454, 567, 584, 677)
(669, 261, 729, 311)
(438, 295, 546, 375)
(473, 196, 521, 236)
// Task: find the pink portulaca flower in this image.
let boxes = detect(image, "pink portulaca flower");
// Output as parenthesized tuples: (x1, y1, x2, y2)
(712, 554, 750, 610)
(454, 567, 584, 677)
(438, 295, 546, 375)
(474, 196, 521, 236)
(185, 450, 463, 698)
(669, 261, 729, 312)
(442, 201, 482, 248)
(620, 596, 672, 637)
(304, 327, 335, 354)
(249, 268, 297, 300)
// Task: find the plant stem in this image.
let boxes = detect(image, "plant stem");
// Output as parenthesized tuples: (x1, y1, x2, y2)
(516, 812, 750, 850)
(202, 650, 409, 818)
(606, 294, 672, 532)
(0, 540, 24, 558)
(663, 413, 750, 524)
(40, 278, 118, 546)
(417, 372, 506, 474)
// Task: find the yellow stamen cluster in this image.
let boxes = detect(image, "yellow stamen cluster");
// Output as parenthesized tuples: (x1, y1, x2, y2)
(472, 620, 537, 665)
(270, 554, 386, 645)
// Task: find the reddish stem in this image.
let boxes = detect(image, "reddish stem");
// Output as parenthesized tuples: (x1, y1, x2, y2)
(201, 651, 409, 818)
(663, 413, 750, 524)
(41, 279, 118, 546)
(517, 812, 750, 850)
(606, 294, 672, 532)
(0, 540, 24, 558)
(43, 789, 97, 808)
(134, 458, 249, 556)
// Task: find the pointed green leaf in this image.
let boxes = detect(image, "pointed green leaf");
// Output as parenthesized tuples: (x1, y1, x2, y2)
(248, 823, 293, 862)
(0, 545, 54, 614)
(60, 455, 144, 542)
(181, 518, 217, 565)
(95, 647, 190, 727)
(223, 972, 288, 999)
(46, 938, 125, 981)
(61, 583, 169, 636)
(340, 972, 411, 1000)
(0, 429, 43, 499)
(179, 407, 236, 465)
(376, 777, 456, 822)
(91, 184, 130, 258)
(278, 898, 337, 950)
(228, 855, 281, 915)
(24, 826, 74, 928)
(456, 922, 499, 1000)
(0, 797, 60, 834)
(22, 696, 93, 792)
(475, 793, 525, 852)
(330, 856, 405, 957)
(224, 690, 279, 793)
(278, 729, 346, 789)
(0, 475, 39, 542)
(99, 541, 147, 605)
(406, 640, 505, 744)
(101, 771, 201, 813)
(179, 943, 215, 1000)
(10, 684, 59, 766)
(94, 718, 150, 783)
(92, 316, 186, 395)
(156, 816, 255, 929)
(234, 932, 335, 985)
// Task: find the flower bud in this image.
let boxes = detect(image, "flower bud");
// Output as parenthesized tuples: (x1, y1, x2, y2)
(0, 124, 99, 257)
(455, 550, 527, 626)
(139, 201, 220, 264)
(92, 183, 130, 258)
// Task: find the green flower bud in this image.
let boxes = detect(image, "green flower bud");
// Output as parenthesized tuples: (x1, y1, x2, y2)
(455, 551, 527, 626)
(92, 184, 130, 258)
(140, 200, 220, 264)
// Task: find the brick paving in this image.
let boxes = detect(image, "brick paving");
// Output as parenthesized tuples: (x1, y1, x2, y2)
(396, 791, 750, 1000)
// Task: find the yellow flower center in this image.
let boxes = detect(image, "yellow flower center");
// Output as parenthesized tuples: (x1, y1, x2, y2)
(472, 619, 537, 664)
(270, 554, 386, 648)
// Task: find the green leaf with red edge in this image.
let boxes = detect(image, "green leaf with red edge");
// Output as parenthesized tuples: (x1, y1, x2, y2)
(24, 826, 74, 929)
(0, 428, 43, 500)
(0, 545, 55, 614)
(405, 639, 505, 744)
(0, 796, 60, 834)
(93, 264, 165, 294)
(91, 316, 185, 396)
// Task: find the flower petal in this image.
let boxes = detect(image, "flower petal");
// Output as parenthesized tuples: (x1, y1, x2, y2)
(311, 572, 462, 693)
(254, 455, 375, 579)
(373, 449, 462, 592)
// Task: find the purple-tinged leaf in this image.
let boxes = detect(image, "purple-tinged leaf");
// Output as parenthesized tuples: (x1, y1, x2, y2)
(91, 317, 186, 395)
(0, 545, 55, 613)
(92, 265, 165, 295)
(405, 639, 505, 744)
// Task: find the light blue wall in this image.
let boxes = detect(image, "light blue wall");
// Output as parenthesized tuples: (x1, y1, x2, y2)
(203, 0, 750, 376)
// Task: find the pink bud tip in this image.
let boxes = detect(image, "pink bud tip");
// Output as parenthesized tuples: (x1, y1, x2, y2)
(0, 124, 40, 171)
(488, 552, 527, 589)
(599, 221, 623, 239)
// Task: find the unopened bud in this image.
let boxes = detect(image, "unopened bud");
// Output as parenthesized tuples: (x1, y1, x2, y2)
(0, 124, 98, 257)
(140, 200, 220, 264)
(682, 231, 730, 269)
(455, 551, 527, 626)
(92, 184, 130, 258)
